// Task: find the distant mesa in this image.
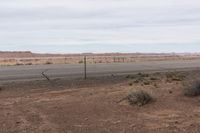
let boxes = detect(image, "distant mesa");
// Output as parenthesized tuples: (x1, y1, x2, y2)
(0, 51, 34, 58)
(0, 51, 200, 59)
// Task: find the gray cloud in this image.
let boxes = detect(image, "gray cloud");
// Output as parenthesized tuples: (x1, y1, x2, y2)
(0, 0, 200, 52)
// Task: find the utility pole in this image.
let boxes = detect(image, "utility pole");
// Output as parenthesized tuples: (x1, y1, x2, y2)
(84, 56, 87, 79)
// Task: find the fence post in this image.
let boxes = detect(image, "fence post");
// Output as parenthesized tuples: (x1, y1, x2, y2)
(84, 56, 87, 79)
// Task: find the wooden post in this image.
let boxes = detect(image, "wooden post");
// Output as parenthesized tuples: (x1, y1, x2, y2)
(84, 56, 87, 79)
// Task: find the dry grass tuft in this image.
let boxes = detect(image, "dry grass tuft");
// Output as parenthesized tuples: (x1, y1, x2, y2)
(127, 90, 152, 106)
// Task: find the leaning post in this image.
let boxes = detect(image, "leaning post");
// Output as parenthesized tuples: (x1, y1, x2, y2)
(84, 56, 87, 79)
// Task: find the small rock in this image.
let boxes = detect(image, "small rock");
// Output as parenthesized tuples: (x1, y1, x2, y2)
(16, 121, 21, 124)
(190, 123, 194, 127)
(130, 124, 136, 128)
(169, 90, 173, 94)
(174, 121, 178, 124)
(113, 120, 121, 124)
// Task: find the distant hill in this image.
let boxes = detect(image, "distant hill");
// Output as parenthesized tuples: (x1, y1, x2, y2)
(0, 51, 34, 58)
(0, 51, 200, 58)
(0, 51, 70, 58)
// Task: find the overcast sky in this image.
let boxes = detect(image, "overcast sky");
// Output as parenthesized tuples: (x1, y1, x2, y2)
(0, 0, 200, 53)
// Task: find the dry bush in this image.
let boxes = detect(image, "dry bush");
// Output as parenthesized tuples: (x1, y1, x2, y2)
(166, 72, 186, 82)
(137, 72, 149, 77)
(150, 77, 157, 81)
(78, 60, 83, 64)
(126, 75, 131, 79)
(129, 83, 133, 86)
(45, 61, 53, 65)
(143, 80, 150, 85)
(16, 63, 23, 66)
(153, 83, 158, 88)
(126, 73, 152, 85)
(127, 90, 152, 106)
(183, 80, 200, 96)
(26, 63, 32, 65)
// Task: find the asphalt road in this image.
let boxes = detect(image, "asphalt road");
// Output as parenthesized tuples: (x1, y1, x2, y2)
(0, 60, 200, 82)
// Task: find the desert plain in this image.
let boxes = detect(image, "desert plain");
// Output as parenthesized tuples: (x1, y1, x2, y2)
(0, 52, 200, 133)
(1, 51, 200, 66)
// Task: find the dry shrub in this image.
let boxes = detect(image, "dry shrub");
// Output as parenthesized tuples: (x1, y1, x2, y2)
(129, 83, 133, 86)
(143, 80, 150, 85)
(166, 72, 186, 82)
(16, 63, 23, 66)
(127, 90, 152, 106)
(137, 72, 149, 78)
(26, 63, 32, 65)
(183, 80, 200, 96)
(126, 75, 131, 79)
(150, 77, 157, 81)
(45, 61, 53, 65)
(78, 60, 83, 64)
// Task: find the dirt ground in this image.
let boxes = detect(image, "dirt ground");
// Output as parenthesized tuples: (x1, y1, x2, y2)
(0, 70, 200, 133)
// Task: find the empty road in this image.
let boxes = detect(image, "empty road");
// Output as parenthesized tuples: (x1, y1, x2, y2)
(0, 59, 200, 82)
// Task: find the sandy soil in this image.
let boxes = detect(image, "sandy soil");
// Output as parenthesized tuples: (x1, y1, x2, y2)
(0, 70, 200, 133)
(1, 51, 200, 66)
